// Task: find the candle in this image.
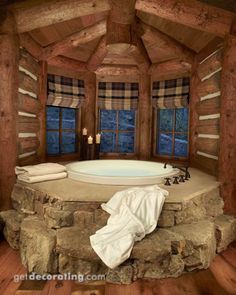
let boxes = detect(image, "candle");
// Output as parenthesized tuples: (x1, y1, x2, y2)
(96, 133, 101, 144)
(88, 136, 93, 144)
(82, 128, 87, 135)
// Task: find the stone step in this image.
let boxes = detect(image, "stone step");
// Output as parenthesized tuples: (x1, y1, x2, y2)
(11, 183, 223, 229)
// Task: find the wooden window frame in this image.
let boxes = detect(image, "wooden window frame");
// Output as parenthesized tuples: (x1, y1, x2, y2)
(46, 106, 80, 160)
(152, 107, 189, 163)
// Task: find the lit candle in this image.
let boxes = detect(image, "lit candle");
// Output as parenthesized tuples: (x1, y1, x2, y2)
(82, 128, 87, 135)
(96, 133, 101, 144)
(88, 136, 93, 144)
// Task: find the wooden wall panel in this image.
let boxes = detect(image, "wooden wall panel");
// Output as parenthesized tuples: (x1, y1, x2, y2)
(17, 45, 41, 165)
(190, 45, 223, 177)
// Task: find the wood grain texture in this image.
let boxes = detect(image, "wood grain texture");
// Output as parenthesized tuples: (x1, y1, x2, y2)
(87, 36, 108, 71)
(0, 12, 19, 210)
(18, 71, 39, 95)
(18, 93, 41, 114)
(48, 56, 87, 72)
(197, 72, 221, 98)
(197, 50, 223, 80)
(12, 0, 110, 33)
(18, 137, 40, 154)
(219, 35, 236, 214)
(41, 20, 107, 60)
(192, 154, 218, 176)
(135, 0, 234, 36)
(19, 48, 39, 76)
(196, 118, 220, 135)
(19, 33, 43, 60)
(196, 138, 219, 156)
(130, 38, 151, 73)
(149, 59, 192, 76)
(195, 97, 220, 116)
(95, 65, 139, 76)
(17, 116, 40, 133)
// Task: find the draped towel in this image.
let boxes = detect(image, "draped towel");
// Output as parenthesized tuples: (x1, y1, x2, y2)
(98, 82, 139, 110)
(152, 77, 190, 109)
(47, 74, 85, 108)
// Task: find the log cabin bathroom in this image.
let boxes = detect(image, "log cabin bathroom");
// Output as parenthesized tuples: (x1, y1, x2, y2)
(0, 0, 236, 294)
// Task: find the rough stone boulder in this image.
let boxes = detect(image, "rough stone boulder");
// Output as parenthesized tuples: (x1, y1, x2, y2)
(168, 220, 216, 271)
(0, 210, 24, 249)
(20, 216, 57, 274)
(44, 207, 73, 229)
(215, 214, 236, 252)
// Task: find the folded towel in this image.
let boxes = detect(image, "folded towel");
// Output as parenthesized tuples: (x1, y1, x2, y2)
(15, 163, 66, 177)
(17, 172, 67, 183)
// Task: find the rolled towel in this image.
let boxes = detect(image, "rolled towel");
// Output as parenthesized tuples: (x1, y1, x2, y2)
(17, 172, 67, 183)
(15, 163, 66, 177)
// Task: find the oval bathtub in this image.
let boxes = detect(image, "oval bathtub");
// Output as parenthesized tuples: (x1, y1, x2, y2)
(66, 160, 179, 186)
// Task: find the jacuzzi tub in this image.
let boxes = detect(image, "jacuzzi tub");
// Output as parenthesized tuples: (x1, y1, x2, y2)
(66, 160, 179, 185)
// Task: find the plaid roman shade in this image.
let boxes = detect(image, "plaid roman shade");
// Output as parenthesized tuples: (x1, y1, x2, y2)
(152, 77, 190, 109)
(98, 82, 139, 110)
(47, 74, 85, 108)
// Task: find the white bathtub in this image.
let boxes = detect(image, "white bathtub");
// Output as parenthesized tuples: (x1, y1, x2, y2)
(66, 160, 179, 186)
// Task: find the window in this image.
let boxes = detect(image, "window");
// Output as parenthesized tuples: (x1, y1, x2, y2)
(99, 110, 136, 153)
(46, 106, 77, 155)
(156, 108, 189, 158)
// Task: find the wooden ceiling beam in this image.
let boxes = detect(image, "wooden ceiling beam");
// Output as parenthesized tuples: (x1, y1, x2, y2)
(87, 36, 108, 71)
(10, 0, 110, 33)
(109, 0, 136, 24)
(47, 55, 88, 72)
(149, 59, 192, 76)
(95, 65, 140, 76)
(137, 21, 194, 63)
(135, 0, 235, 36)
(130, 38, 151, 72)
(41, 20, 107, 60)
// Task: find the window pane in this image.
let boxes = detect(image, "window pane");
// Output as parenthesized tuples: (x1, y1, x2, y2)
(175, 108, 189, 132)
(61, 132, 76, 154)
(47, 131, 59, 154)
(46, 107, 59, 129)
(100, 132, 116, 152)
(157, 133, 173, 155)
(62, 108, 76, 129)
(100, 110, 117, 130)
(174, 134, 188, 157)
(118, 110, 135, 130)
(118, 132, 135, 153)
(159, 109, 174, 132)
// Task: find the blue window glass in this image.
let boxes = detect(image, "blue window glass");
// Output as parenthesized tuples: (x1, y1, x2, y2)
(118, 132, 135, 153)
(46, 106, 77, 155)
(100, 132, 117, 153)
(62, 108, 76, 129)
(157, 108, 189, 158)
(118, 111, 135, 130)
(99, 109, 135, 153)
(46, 107, 59, 129)
(47, 131, 59, 154)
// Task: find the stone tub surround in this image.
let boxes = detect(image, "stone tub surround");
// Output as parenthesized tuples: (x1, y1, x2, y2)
(0, 168, 236, 284)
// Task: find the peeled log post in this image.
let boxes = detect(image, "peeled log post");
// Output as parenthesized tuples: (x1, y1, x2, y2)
(38, 60, 47, 162)
(219, 35, 236, 214)
(0, 12, 19, 210)
(81, 73, 96, 137)
(87, 36, 108, 71)
(130, 38, 151, 73)
(138, 74, 151, 160)
(189, 57, 200, 166)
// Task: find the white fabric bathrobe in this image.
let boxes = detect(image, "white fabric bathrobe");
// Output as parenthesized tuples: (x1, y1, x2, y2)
(90, 185, 168, 269)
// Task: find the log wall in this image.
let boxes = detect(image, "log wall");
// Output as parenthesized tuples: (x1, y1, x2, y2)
(190, 42, 223, 176)
(17, 47, 41, 166)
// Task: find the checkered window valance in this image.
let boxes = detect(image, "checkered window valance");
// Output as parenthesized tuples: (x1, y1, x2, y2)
(47, 74, 85, 108)
(98, 82, 139, 110)
(152, 77, 190, 109)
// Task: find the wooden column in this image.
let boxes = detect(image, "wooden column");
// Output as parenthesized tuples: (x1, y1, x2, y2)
(38, 60, 48, 162)
(219, 35, 236, 214)
(81, 73, 96, 137)
(0, 12, 19, 210)
(138, 74, 151, 160)
(189, 57, 200, 165)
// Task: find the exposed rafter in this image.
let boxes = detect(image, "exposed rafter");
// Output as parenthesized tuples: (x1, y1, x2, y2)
(10, 0, 110, 33)
(135, 0, 235, 36)
(149, 59, 192, 76)
(41, 20, 107, 60)
(87, 36, 108, 71)
(136, 20, 194, 64)
(95, 65, 140, 76)
(109, 0, 136, 24)
(47, 56, 88, 72)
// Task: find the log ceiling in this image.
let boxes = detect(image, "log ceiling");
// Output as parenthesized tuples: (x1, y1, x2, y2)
(5, 0, 236, 72)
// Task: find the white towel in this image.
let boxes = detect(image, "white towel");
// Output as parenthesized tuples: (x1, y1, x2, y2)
(15, 163, 66, 176)
(90, 185, 168, 269)
(17, 172, 67, 183)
